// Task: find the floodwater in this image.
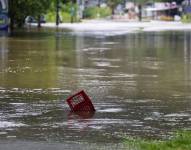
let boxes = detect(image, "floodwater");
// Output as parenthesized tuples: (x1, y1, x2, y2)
(0, 29, 191, 149)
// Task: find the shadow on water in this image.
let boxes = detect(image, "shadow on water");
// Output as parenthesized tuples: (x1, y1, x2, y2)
(0, 29, 191, 148)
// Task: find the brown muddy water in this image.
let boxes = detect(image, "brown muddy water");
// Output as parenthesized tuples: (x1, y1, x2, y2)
(0, 29, 191, 149)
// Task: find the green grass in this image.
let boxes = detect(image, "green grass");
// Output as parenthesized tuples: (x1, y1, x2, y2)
(125, 131, 191, 150)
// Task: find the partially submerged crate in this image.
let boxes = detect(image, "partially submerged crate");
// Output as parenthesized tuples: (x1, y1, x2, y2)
(66, 90, 95, 112)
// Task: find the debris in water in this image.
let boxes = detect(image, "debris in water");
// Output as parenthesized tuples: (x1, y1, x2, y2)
(66, 90, 95, 112)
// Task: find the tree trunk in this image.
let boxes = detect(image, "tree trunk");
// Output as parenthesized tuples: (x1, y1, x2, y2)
(138, 4, 142, 21)
(111, 5, 115, 20)
(9, 16, 15, 31)
(8, 0, 14, 31)
(37, 15, 41, 28)
(111, 6, 115, 15)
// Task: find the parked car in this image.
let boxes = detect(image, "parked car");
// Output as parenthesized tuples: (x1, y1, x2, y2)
(39, 15, 46, 23)
(25, 16, 46, 24)
(25, 16, 37, 23)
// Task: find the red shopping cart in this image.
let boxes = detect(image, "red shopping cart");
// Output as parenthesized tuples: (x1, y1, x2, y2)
(66, 90, 95, 112)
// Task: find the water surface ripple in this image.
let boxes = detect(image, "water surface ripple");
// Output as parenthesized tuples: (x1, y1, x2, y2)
(0, 30, 191, 147)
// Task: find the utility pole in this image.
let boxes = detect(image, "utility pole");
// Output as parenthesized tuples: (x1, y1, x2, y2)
(56, 0, 60, 26)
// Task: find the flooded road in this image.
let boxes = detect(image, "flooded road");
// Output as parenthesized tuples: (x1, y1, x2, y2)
(0, 30, 191, 149)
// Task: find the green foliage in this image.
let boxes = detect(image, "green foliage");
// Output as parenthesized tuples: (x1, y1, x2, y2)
(9, 0, 52, 28)
(62, 2, 77, 14)
(106, 0, 123, 7)
(125, 131, 191, 150)
(182, 14, 191, 23)
(46, 12, 56, 23)
(46, 2, 79, 23)
(99, 7, 112, 18)
(62, 2, 79, 22)
(107, 0, 133, 15)
(136, 0, 151, 4)
(61, 12, 72, 22)
(106, 0, 123, 13)
(83, 6, 112, 19)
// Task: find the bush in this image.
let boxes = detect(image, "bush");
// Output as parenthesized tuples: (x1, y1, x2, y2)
(46, 12, 56, 22)
(182, 14, 191, 23)
(99, 7, 112, 18)
(62, 3, 80, 22)
(83, 6, 111, 19)
(46, 4, 112, 23)
(45, 2, 79, 23)
(60, 12, 71, 22)
(46, 11, 76, 23)
(160, 15, 174, 21)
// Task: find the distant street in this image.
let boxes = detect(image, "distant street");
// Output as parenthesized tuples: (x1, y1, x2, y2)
(33, 20, 191, 35)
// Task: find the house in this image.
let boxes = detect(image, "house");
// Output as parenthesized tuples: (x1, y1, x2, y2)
(144, 2, 179, 20)
(182, 0, 191, 14)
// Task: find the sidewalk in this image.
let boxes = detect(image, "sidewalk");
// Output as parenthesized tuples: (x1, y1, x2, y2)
(36, 20, 191, 35)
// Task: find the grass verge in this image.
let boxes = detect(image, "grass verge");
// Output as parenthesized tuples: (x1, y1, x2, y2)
(125, 131, 191, 150)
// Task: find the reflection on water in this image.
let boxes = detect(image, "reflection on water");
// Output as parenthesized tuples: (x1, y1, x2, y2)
(0, 30, 191, 147)
(68, 111, 95, 130)
(0, 33, 8, 74)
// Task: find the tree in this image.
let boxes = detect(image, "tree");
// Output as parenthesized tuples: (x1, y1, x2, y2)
(107, 0, 148, 14)
(8, 0, 52, 29)
(106, 0, 123, 15)
(29, 0, 52, 28)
